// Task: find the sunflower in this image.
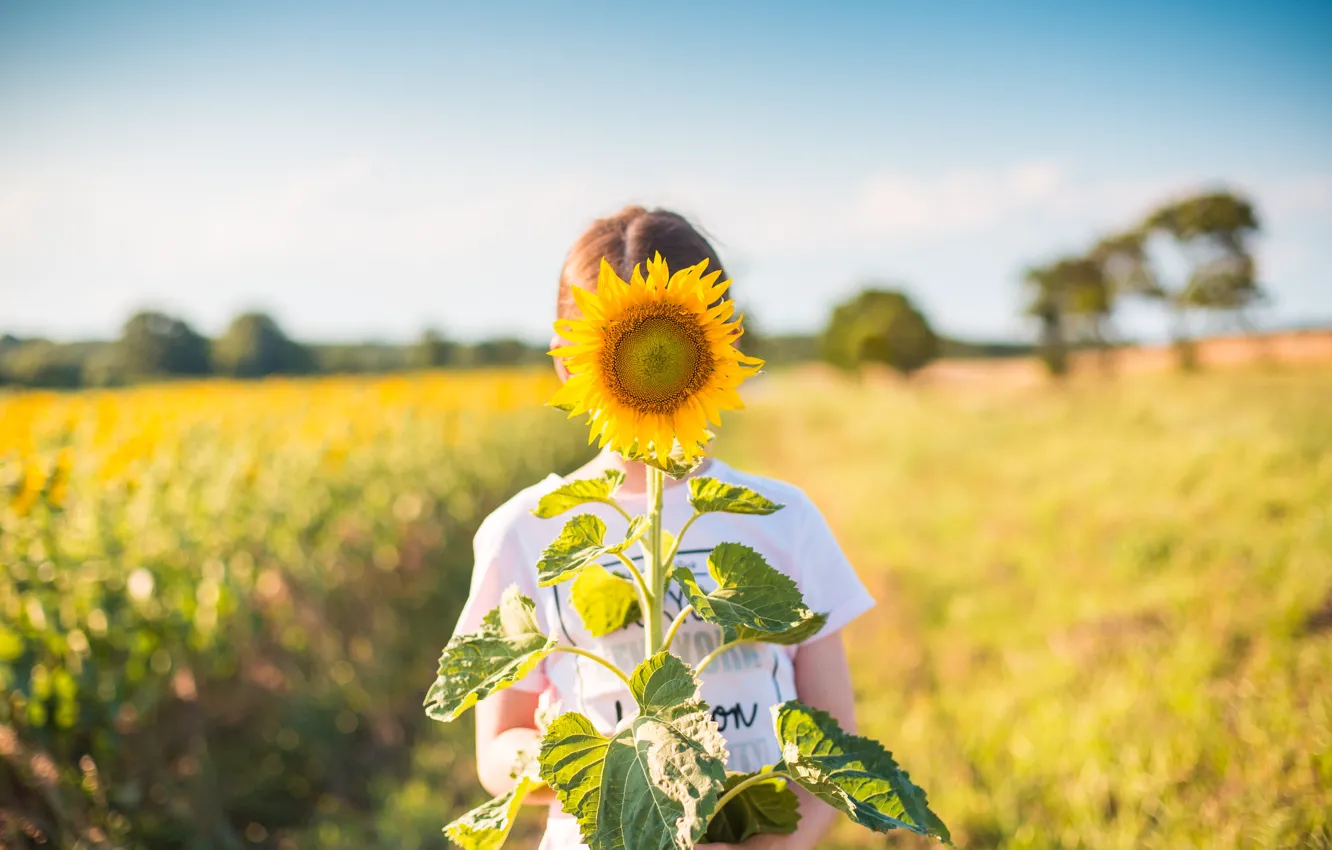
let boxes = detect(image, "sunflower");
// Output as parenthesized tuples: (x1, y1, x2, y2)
(549, 254, 763, 461)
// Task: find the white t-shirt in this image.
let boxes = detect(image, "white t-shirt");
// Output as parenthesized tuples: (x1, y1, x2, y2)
(453, 458, 876, 849)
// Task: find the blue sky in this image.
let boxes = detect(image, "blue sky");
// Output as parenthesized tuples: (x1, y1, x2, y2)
(2, 1, 1329, 343)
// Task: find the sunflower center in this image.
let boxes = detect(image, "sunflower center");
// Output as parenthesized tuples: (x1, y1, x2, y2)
(600, 303, 714, 414)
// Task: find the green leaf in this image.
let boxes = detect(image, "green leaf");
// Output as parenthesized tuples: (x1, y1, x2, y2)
(539, 652, 728, 850)
(618, 515, 649, 552)
(424, 587, 556, 723)
(723, 611, 828, 646)
(444, 771, 543, 850)
(688, 478, 785, 516)
(537, 514, 607, 586)
(537, 514, 646, 587)
(570, 563, 641, 637)
(629, 650, 698, 714)
(671, 543, 812, 635)
(774, 701, 951, 843)
(702, 770, 801, 844)
(537, 714, 610, 836)
(533, 470, 626, 519)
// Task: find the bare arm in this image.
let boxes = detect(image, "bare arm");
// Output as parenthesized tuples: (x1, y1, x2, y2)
(474, 688, 555, 805)
(713, 631, 858, 850)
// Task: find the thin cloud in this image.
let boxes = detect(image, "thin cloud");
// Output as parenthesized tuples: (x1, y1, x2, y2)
(849, 161, 1067, 238)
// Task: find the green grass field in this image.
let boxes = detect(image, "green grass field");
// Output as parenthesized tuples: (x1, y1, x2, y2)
(716, 366, 1332, 849)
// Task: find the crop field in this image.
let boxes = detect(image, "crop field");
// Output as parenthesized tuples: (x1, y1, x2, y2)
(3, 364, 1330, 848)
(0, 371, 594, 848)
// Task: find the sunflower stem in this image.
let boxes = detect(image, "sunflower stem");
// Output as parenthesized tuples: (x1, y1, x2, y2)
(644, 464, 666, 657)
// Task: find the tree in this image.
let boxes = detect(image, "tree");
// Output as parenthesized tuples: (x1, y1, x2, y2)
(1023, 256, 1118, 376)
(410, 329, 458, 369)
(212, 312, 312, 378)
(1022, 264, 1069, 377)
(81, 345, 126, 388)
(821, 288, 939, 376)
(1142, 190, 1263, 366)
(119, 311, 211, 378)
(1090, 230, 1162, 300)
(0, 341, 82, 387)
(469, 338, 542, 367)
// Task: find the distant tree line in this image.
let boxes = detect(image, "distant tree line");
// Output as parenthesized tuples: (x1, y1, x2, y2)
(0, 311, 550, 389)
(3, 295, 1031, 388)
(1021, 188, 1264, 375)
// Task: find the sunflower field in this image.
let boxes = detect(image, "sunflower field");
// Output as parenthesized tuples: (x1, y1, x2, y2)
(0, 371, 593, 848)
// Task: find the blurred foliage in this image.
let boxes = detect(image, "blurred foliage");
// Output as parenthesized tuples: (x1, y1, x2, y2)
(410, 330, 459, 370)
(1020, 189, 1264, 373)
(821, 289, 939, 376)
(720, 366, 1332, 849)
(1022, 259, 1113, 378)
(702, 326, 1027, 371)
(0, 369, 592, 848)
(0, 324, 556, 390)
(742, 332, 820, 368)
(935, 338, 1032, 360)
(118, 312, 212, 381)
(211, 313, 314, 378)
(1146, 192, 1264, 352)
(1, 329, 1036, 391)
(309, 342, 415, 375)
(467, 338, 548, 369)
(0, 340, 92, 390)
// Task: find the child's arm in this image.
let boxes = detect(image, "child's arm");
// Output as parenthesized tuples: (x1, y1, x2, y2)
(475, 690, 555, 805)
(712, 632, 857, 850)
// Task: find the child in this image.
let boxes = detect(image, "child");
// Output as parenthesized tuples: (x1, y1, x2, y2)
(456, 206, 876, 849)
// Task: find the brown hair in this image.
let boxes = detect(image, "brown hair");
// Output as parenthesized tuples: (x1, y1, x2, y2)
(557, 206, 726, 320)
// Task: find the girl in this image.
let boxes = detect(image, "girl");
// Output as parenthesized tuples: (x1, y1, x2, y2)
(456, 206, 876, 849)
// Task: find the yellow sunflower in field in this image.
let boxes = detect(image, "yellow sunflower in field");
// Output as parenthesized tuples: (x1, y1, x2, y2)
(549, 254, 763, 461)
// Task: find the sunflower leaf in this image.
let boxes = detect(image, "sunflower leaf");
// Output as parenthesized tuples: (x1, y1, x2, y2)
(722, 611, 828, 646)
(444, 766, 544, 850)
(670, 543, 812, 635)
(773, 701, 952, 844)
(537, 515, 645, 587)
(613, 515, 649, 553)
(688, 478, 785, 516)
(532, 470, 627, 519)
(702, 769, 801, 844)
(537, 514, 606, 585)
(424, 586, 556, 723)
(570, 563, 641, 637)
(539, 653, 729, 850)
(629, 650, 701, 715)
